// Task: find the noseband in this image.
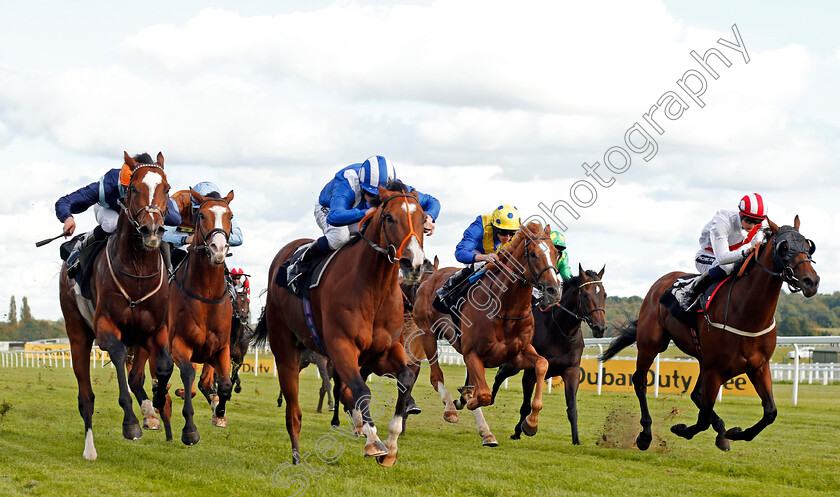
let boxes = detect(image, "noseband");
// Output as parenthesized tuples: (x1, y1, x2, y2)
(358, 193, 422, 264)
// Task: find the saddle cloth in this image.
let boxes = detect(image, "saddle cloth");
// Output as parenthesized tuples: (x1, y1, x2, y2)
(660, 274, 731, 331)
(274, 243, 342, 299)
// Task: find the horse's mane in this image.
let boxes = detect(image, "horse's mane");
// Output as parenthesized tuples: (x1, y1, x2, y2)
(133, 152, 154, 164)
(367, 180, 410, 207)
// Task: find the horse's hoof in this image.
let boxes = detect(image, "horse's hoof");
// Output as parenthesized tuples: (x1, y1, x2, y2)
(376, 450, 398, 467)
(670, 423, 691, 439)
(143, 417, 161, 430)
(123, 423, 143, 441)
(510, 433, 521, 440)
(234, 385, 242, 394)
(482, 434, 499, 447)
(406, 404, 422, 415)
(364, 441, 388, 458)
(181, 430, 200, 446)
(212, 416, 228, 428)
(175, 388, 186, 400)
(453, 399, 465, 410)
(635, 433, 652, 451)
(715, 434, 731, 452)
(466, 398, 480, 410)
(443, 411, 459, 423)
(572, 440, 582, 446)
(724, 427, 744, 440)
(520, 419, 538, 437)
(316, 408, 323, 414)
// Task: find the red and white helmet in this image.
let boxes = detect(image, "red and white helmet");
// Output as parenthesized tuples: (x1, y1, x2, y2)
(230, 266, 244, 276)
(739, 193, 767, 220)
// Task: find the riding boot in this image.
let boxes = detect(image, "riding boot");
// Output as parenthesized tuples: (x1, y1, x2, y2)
(66, 226, 106, 278)
(434, 265, 475, 314)
(676, 270, 714, 310)
(288, 238, 328, 293)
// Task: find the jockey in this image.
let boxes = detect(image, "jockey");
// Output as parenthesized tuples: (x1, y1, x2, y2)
(286, 156, 440, 291)
(551, 230, 573, 280)
(229, 266, 250, 298)
(55, 153, 181, 275)
(162, 181, 243, 271)
(435, 204, 520, 311)
(674, 193, 768, 310)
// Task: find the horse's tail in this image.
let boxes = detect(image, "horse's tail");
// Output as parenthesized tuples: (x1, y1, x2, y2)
(252, 306, 269, 348)
(599, 319, 638, 362)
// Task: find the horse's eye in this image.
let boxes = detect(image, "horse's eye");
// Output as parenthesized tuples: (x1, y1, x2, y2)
(384, 213, 394, 223)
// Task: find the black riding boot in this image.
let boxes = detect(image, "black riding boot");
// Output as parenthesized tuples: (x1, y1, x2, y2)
(66, 226, 107, 278)
(676, 270, 714, 310)
(287, 239, 328, 293)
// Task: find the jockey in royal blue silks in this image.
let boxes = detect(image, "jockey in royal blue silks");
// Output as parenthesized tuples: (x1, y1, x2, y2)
(286, 155, 441, 292)
(55, 153, 181, 275)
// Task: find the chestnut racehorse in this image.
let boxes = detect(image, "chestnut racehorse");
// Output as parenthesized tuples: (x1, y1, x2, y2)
(411, 222, 562, 446)
(164, 188, 235, 445)
(253, 183, 427, 467)
(58, 152, 174, 460)
(492, 265, 607, 444)
(600, 216, 819, 451)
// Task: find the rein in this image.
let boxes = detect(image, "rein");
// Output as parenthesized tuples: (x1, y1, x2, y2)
(105, 237, 166, 309)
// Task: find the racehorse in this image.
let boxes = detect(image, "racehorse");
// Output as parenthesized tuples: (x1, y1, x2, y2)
(163, 188, 235, 445)
(229, 288, 252, 394)
(491, 265, 606, 444)
(58, 152, 174, 460)
(411, 222, 562, 446)
(253, 183, 427, 467)
(600, 216, 819, 451)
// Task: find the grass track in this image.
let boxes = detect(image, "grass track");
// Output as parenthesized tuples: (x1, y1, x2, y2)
(0, 363, 838, 496)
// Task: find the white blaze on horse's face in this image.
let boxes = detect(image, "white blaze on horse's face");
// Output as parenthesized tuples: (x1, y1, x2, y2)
(208, 205, 230, 264)
(539, 241, 562, 286)
(402, 202, 417, 214)
(404, 236, 424, 270)
(142, 172, 163, 207)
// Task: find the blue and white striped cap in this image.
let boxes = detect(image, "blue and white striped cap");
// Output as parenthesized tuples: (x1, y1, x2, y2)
(359, 156, 396, 194)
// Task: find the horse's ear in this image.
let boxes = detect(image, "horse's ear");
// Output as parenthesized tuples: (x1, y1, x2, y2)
(578, 263, 584, 278)
(124, 151, 139, 171)
(190, 187, 205, 205)
(433, 255, 439, 269)
(598, 264, 605, 279)
(767, 218, 780, 234)
(545, 223, 551, 233)
(224, 190, 234, 204)
(377, 185, 390, 200)
(794, 215, 800, 231)
(156, 152, 164, 168)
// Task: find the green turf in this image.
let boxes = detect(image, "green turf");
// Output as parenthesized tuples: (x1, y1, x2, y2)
(0, 362, 838, 497)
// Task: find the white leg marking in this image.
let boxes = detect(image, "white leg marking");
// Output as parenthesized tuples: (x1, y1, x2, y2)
(473, 408, 492, 438)
(83, 429, 97, 461)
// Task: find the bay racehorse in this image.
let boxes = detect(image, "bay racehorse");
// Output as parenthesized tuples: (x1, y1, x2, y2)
(58, 152, 174, 460)
(163, 188, 235, 445)
(600, 216, 819, 450)
(491, 265, 606, 444)
(411, 222, 562, 446)
(228, 288, 252, 394)
(253, 183, 427, 467)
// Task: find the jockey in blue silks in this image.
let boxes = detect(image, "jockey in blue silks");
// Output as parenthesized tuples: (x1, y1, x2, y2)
(287, 155, 441, 291)
(55, 153, 181, 274)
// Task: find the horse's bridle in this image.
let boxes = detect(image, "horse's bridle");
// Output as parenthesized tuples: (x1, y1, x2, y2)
(188, 198, 232, 259)
(753, 227, 816, 293)
(546, 279, 605, 331)
(118, 164, 168, 234)
(497, 233, 558, 291)
(358, 193, 423, 263)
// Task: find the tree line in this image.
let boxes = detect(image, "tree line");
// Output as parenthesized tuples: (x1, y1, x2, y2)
(2, 291, 839, 343)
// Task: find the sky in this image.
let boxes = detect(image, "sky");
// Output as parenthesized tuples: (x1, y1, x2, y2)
(1, 0, 838, 321)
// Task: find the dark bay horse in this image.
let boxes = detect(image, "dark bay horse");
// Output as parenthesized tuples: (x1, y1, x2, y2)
(411, 222, 562, 446)
(58, 152, 174, 460)
(253, 183, 427, 467)
(164, 188, 235, 445)
(229, 288, 252, 394)
(600, 217, 819, 451)
(491, 265, 606, 445)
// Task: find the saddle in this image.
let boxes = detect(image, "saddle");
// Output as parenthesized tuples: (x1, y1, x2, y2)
(660, 275, 731, 332)
(60, 235, 108, 300)
(275, 242, 342, 299)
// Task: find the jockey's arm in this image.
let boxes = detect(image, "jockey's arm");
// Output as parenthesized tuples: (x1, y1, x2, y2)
(325, 189, 366, 226)
(55, 180, 99, 224)
(164, 198, 182, 226)
(454, 217, 484, 264)
(710, 228, 751, 265)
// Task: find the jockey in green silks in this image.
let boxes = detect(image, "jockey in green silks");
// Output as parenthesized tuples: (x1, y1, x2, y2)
(551, 230, 572, 280)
